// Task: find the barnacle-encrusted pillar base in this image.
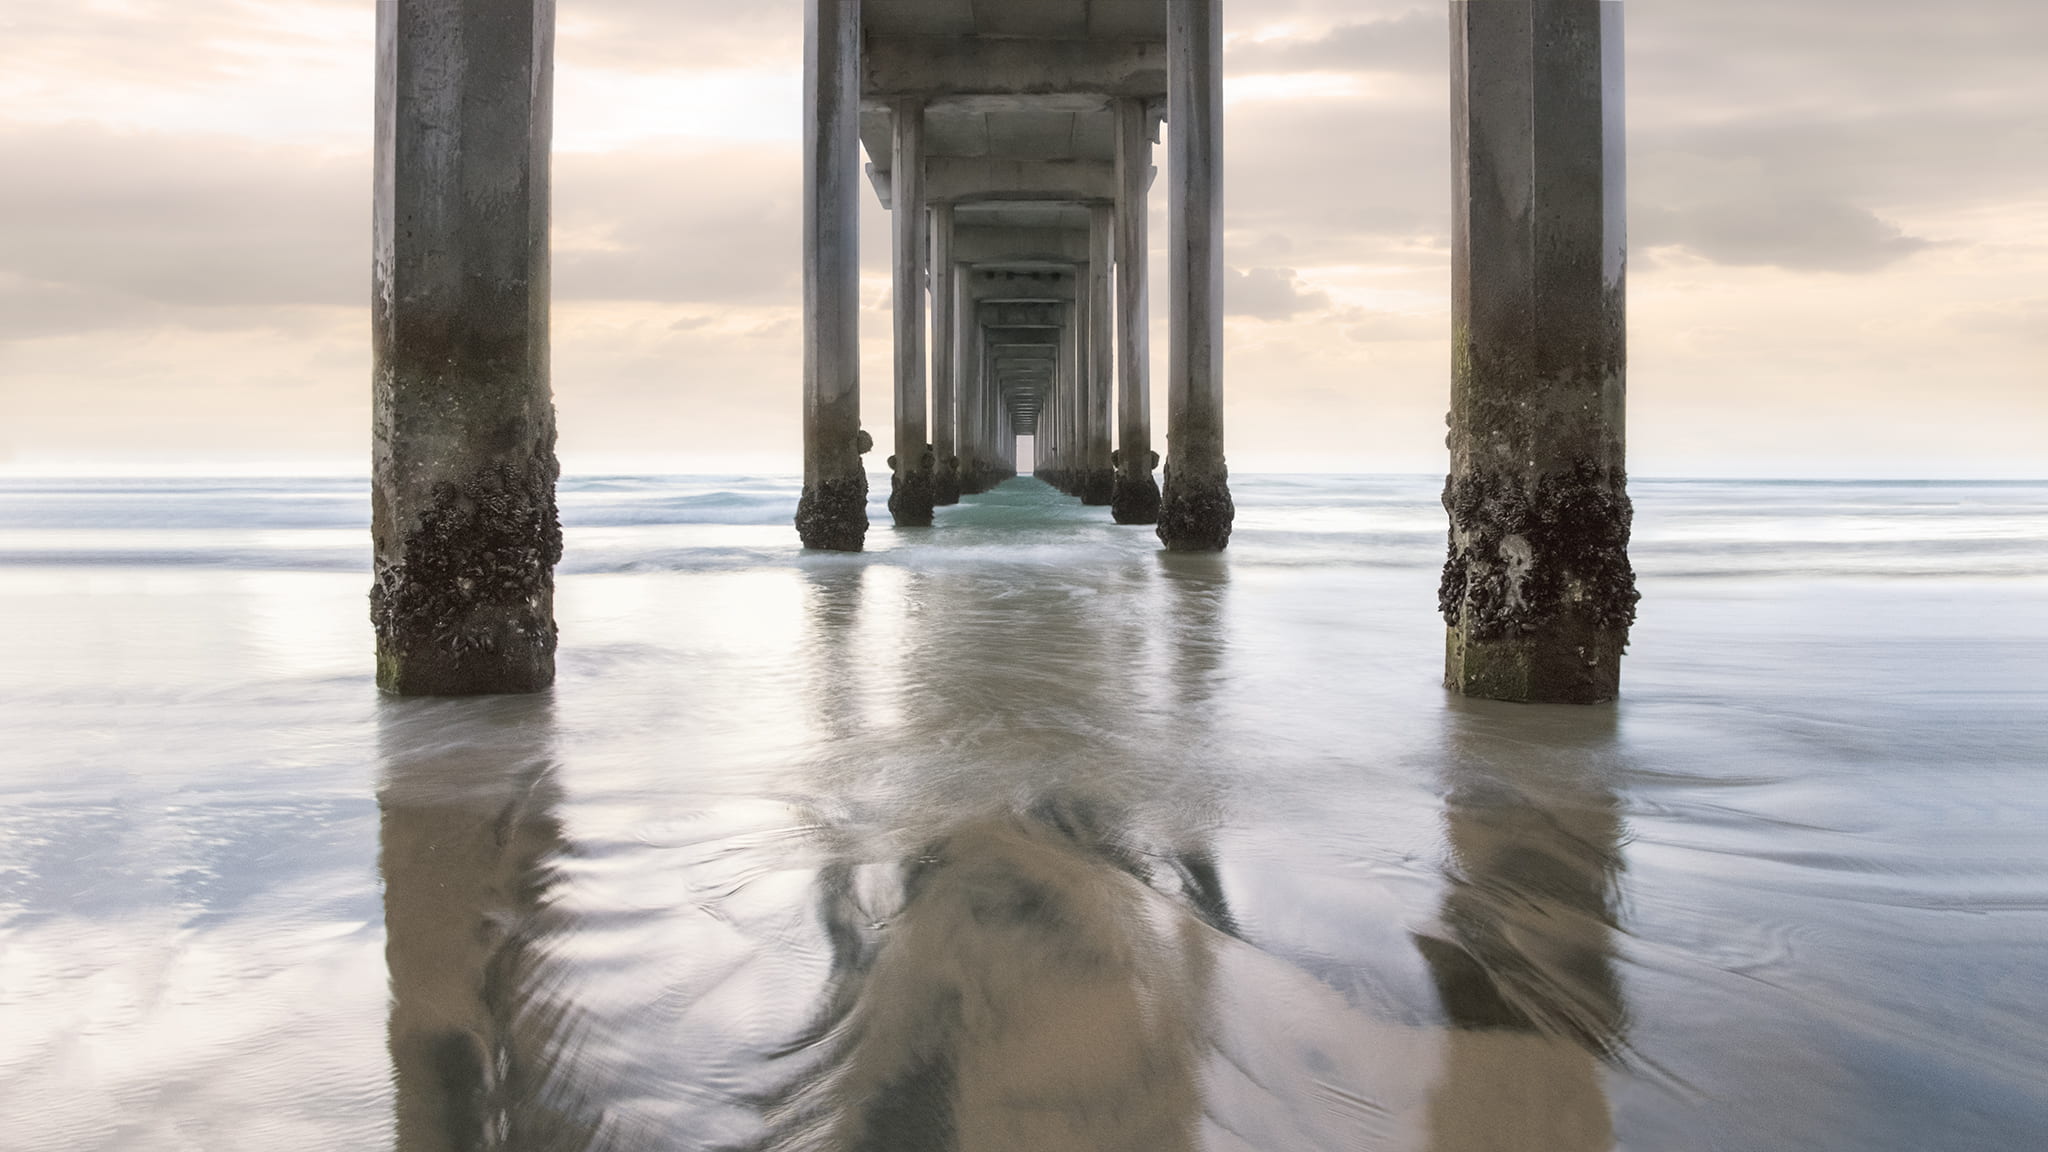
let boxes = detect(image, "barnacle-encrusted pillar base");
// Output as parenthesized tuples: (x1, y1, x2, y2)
(1438, 467, 1638, 705)
(372, 462, 563, 697)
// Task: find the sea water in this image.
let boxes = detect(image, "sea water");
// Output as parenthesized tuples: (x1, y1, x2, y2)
(1, 474, 2045, 1150)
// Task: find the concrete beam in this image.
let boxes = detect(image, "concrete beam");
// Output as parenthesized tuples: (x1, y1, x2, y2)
(371, 0, 560, 696)
(1443, 0, 1636, 703)
(980, 301, 1066, 329)
(870, 160, 1117, 208)
(864, 37, 1167, 101)
(954, 226, 1093, 267)
(967, 268, 1078, 304)
(796, 0, 869, 552)
(935, 158, 1116, 203)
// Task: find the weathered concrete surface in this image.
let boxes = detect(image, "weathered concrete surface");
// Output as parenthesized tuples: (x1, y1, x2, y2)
(955, 224, 1094, 266)
(1442, 0, 1636, 703)
(1063, 299, 1083, 495)
(933, 219, 962, 506)
(864, 36, 1167, 100)
(1111, 97, 1162, 525)
(1081, 204, 1117, 505)
(868, 160, 1116, 210)
(958, 316, 991, 493)
(889, 99, 937, 527)
(798, 0, 870, 551)
(371, 0, 560, 696)
(1158, 0, 1234, 553)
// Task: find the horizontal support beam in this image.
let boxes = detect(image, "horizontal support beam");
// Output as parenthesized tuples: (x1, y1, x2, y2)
(864, 37, 1167, 101)
(955, 226, 1093, 266)
(932, 159, 1115, 203)
(980, 301, 1066, 329)
(967, 269, 1076, 303)
(868, 162, 1116, 209)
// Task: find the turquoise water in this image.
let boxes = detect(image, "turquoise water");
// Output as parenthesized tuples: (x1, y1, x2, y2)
(2, 475, 2045, 1150)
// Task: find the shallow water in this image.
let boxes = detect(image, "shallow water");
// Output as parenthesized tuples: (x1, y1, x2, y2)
(2, 475, 2046, 1150)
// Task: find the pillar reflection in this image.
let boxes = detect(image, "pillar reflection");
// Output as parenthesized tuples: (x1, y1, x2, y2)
(799, 565, 869, 744)
(753, 553, 1233, 1150)
(378, 696, 602, 1152)
(768, 801, 1216, 1152)
(1158, 552, 1236, 938)
(1418, 702, 1628, 1152)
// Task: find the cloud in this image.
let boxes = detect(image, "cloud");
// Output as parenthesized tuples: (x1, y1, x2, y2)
(1638, 199, 1935, 274)
(6, 0, 2048, 473)
(554, 146, 801, 305)
(1340, 307, 1440, 343)
(561, 0, 802, 72)
(1214, 0, 2047, 279)
(0, 127, 363, 337)
(1946, 298, 2048, 346)
(1224, 94, 1450, 268)
(1226, 267, 1331, 320)
(1228, 10, 1441, 76)
(0, 127, 816, 340)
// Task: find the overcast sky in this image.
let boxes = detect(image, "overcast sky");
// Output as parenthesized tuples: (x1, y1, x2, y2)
(1, 0, 2042, 475)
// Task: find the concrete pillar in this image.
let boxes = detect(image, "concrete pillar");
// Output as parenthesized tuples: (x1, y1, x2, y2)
(797, 0, 868, 551)
(1082, 205, 1117, 506)
(1035, 390, 1048, 475)
(1111, 98, 1161, 525)
(888, 99, 936, 526)
(932, 208, 961, 505)
(371, 0, 560, 696)
(1159, 0, 1234, 552)
(1442, 0, 1636, 704)
(1068, 300, 1085, 489)
(998, 396, 1012, 475)
(1054, 307, 1078, 492)
(961, 313, 988, 493)
(998, 335, 1017, 481)
(1003, 397, 1017, 475)
(1071, 277, 1091, 495)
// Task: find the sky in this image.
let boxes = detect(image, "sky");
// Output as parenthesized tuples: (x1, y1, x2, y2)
(1, 0, 2043, 477)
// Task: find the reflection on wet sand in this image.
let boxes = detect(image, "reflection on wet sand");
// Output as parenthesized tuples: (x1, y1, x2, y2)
(766, 802, 1221, 1152)
(747, 557, 1238, 1150)
(1418, 702, 1628, 1152)
(373, 553, 1632, 1150)
(379, 697, 601, 1152)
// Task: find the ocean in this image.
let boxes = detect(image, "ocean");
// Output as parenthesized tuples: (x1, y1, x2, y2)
(2, 473, 2045, 1150)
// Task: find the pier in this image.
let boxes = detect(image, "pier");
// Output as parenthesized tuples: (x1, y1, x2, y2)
(370, 0, 1635, 702)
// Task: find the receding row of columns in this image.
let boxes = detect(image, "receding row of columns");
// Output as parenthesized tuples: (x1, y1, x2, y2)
(371, 0, 1634, 704)
(804, 7, 1234, 552)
